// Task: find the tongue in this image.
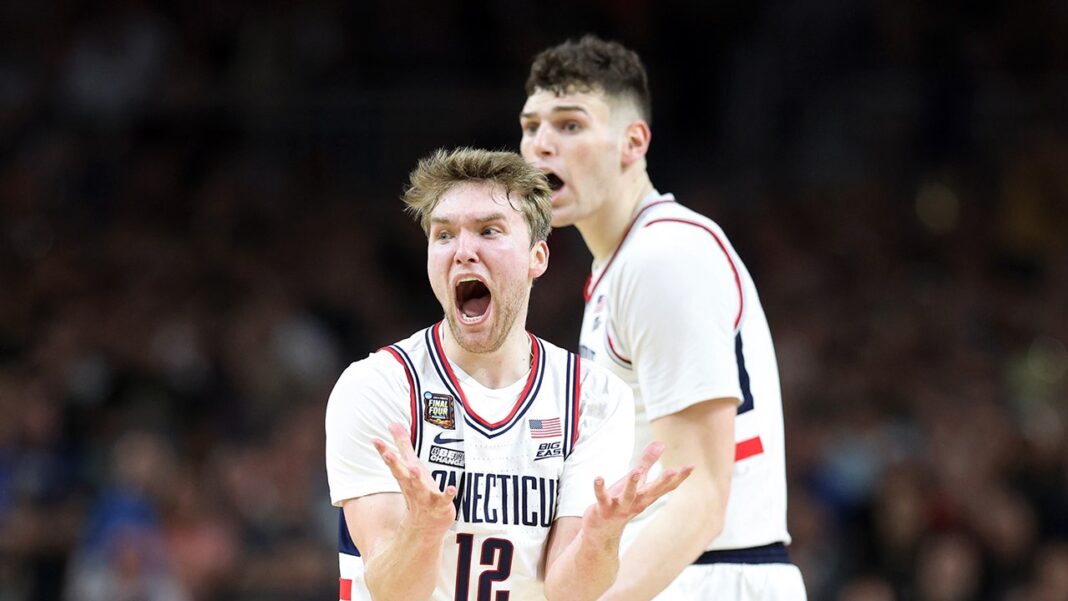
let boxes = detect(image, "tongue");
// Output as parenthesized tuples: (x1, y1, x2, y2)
(461, 296, 490, 318)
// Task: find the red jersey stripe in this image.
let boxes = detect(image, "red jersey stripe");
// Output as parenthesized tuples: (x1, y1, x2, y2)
(381, 346, 418, 445)
(734, 436, 764, 461)
(606, 332, 632, 365)
(431, 323, 541, 430)
(584, 200, 677, 302)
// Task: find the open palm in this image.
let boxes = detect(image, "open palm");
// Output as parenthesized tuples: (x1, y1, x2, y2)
(373, 423, 458, 534)
(585, 441, 693, 530)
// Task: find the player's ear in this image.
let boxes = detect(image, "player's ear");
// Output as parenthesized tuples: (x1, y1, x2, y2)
(529, 240, 549, 280)
(621, 119, 651, 168)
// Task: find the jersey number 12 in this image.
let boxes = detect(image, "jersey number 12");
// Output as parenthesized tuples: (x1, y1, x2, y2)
(455, 533, 513, 601)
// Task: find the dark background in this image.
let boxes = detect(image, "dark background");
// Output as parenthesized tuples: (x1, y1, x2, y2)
(1, 1, 1066, 600)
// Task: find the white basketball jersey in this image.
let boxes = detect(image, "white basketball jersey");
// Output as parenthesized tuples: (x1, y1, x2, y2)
(579, 193, 791, 552)
(326, 322, 634, 601)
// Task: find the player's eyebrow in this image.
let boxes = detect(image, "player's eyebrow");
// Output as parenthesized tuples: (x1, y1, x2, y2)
(474, 212, 508, 224)
(430, 212, 508, 225)
(521, 105, 590, 119)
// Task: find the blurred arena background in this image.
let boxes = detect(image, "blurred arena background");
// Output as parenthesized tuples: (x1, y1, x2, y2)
(1, 1, 1066, 600)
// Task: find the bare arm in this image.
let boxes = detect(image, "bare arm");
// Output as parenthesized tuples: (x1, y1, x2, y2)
(599, 398, 737, 601)
(342, 424, 458, 601)
(543, 442, 694, 601)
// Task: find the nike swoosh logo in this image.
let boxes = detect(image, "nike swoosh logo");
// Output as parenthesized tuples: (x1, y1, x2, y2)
(433, 433, 464, 445)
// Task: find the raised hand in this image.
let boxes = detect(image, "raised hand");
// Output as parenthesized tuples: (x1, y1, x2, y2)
(583, 441, 693, 537)
(372, 423, 458, 535)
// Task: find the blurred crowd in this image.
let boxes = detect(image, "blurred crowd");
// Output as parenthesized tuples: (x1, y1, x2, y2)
(1, 1, 1065, 600)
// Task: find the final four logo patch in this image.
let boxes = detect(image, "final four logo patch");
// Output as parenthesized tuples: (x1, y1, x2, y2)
(424, 392, 456, 429)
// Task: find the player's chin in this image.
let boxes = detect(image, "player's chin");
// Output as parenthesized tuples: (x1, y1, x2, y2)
(448, 307, 493, 348)
(550, 185, 576, 212)
(452, 328, 498, 354)
(550, 207, 577, 228)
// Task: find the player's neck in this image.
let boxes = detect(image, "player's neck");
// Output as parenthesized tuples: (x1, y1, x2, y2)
(442, 323, 532, 390)
(577, 172, 655, 263)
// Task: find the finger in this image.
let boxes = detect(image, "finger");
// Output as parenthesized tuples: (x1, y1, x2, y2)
(373, 435, 423, 487)
(423, 485, 459, 521)
(409, 468, 440, 503)
(393, 462, 443, 506)
(373, 437, 406, 473)
(648, 466, 687, 492)
(621, 469, 641, 506)
(633, 441, 666, 483)
(639, 441, 665, 466)
(415, 481, 457, 516)
(641, 465, 694, 499)
(388, 423, 418, 461)
(605, 443, 665, 495)
(372, 437, 397, 466)
(377, 447, 414, 482)
(593, 477, 609, 507)
(389, 423, 448, 491)
(441, 485, 458, 503)
(671, 464, 695, 486)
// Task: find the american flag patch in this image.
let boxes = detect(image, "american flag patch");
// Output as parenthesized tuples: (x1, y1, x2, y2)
(529, 418, 562, 439)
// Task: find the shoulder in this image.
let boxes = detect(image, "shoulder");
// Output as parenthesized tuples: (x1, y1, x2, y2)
(578, 358, 633, 405)
(325, 347, 418, 435)
(347, 347, 409, 379)
(329, 348, 412, 403)
(636, 203, 730, 251)
(530, 337, 631, 403)
(615, 204, 738, 275)
(348, 326, 434, 384)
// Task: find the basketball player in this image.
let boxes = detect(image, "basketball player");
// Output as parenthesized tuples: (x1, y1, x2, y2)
(325, 148, 693, 601)
(519, 36, 807, 599)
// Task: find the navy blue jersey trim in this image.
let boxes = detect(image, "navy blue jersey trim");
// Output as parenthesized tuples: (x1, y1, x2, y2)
(604, 328, 634, 370)
(735, 333, 755, 415)
(563, 353, 576, 458)
(693, 542, 790, 565)
(425, 325, 463, 411)
(338, 509, 360, 556)
(387, 343, 424, 454)
(424, 325, 545, 439)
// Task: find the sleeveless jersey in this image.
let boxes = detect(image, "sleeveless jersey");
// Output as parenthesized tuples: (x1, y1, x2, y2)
(326, 322, 634, 601)
(579, 193, 791, 552)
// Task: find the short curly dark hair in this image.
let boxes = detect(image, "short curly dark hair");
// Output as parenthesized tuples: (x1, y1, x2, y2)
(525, 34, 651, 123)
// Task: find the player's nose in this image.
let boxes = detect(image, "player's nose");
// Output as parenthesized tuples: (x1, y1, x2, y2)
(530, 124, 555, 158)
(453, 229, 479, 263)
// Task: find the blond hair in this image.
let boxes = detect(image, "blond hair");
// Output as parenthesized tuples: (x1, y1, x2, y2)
(402, 147, 552, 244)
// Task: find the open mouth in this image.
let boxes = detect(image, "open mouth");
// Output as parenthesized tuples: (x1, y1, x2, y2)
(545, 172, 564, 192)
(455, 278, 491, 323)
